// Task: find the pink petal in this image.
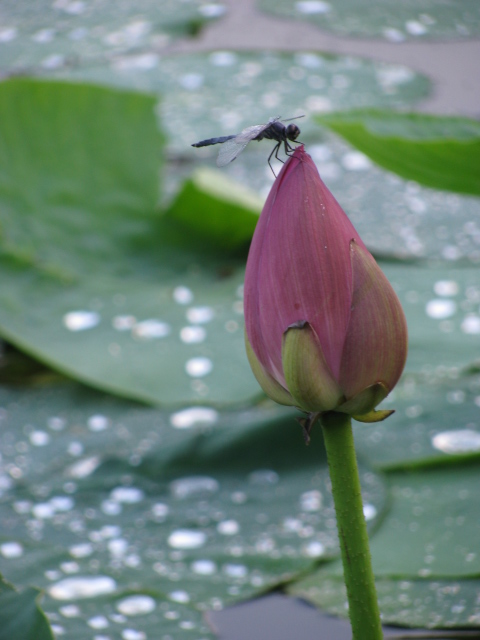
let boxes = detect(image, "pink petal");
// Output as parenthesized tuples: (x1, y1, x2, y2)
(245, 146, 367, 384)
(339, 240, 408, 399)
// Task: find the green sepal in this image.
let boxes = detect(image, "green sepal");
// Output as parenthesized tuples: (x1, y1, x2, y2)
(245, 329, 295, 406)
(353, 409, 395, 423)
(282, 321, 343, 413)
(337, 381, 389, 416)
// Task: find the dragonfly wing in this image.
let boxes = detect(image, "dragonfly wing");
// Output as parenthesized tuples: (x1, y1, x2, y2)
(215, 119, 281, 166)
(234, 122, 272, 143)
(216, 137, 250, 166)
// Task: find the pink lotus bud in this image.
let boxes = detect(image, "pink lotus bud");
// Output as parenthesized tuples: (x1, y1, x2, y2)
(244, 146, 407, 422)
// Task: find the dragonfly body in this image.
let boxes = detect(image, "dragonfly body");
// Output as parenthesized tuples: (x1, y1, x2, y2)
(192, 116, 303, 173)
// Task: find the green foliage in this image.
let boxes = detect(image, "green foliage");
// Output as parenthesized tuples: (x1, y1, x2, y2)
(164, 168, 262, 254)
(0, 61, 479, 638)
(258, 0, 480, 40)
(0, 78, 259, 406)
(0, 578, 54, 640)
(316, 110, 480, 195)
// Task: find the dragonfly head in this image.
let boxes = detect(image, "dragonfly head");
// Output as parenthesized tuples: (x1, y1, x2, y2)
(285, 123, 301, 142)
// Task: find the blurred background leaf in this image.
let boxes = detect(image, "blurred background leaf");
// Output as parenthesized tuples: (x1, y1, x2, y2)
(315, 110, 480, 195)
(0, 577, 54, 640)
(257, 0, 480, 41)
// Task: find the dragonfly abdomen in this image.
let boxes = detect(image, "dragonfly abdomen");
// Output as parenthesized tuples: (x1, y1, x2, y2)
(191, 135, 236, 148)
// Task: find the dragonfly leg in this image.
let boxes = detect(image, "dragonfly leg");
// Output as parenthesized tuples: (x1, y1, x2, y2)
(274, 144, 285, 164)
(268, 143, 281, 176)
(285, 141, 296, 157)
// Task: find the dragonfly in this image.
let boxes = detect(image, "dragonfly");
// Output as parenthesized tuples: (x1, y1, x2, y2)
(191, 115, 304, 174)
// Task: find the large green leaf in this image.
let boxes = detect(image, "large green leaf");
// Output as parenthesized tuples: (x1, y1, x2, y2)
(257, 0, 480, 40)
(0, 578, 54, 640)
(164, 168, 262, 253)
(0, 0, 221, 73)
(0, 78, 262, 406)
(291, 463, 480, 580)
(290, 463, 480, 628)
(382, 263, 480, 373)
(0, 382, 386, 639)
(315, 110, 480, 195)
(291, 573, 480, 629)
(354, 371, 480, 471)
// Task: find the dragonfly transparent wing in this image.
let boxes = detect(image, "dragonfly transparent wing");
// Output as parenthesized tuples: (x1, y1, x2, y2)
(216, 122, 274, 167)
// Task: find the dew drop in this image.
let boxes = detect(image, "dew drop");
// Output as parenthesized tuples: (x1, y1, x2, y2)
(169, 590, 190, 603)
(405, 20, 428, 35)
(170, 476, 219, 499)
(0, 27, 17, 42)
(151, 503, 169, 520)
(305, 96, 332, 113)
(303, 540, 325, 557)
(32, 503, 56, 519)
(116, 595, 156, 616)
(223, 563, 247, 578)
(51, 624, 65, 635)
(432, 429, 480, 454)
(132, 319, 170, 340)
(461, 314, 480, 334)
(0, 541, 23, 558)
(383, 27, 405, 42)
(101, 500, 122, 516)
(434, 280, 459, 297)
(112, 315, 136, 331)
(168, 529, 207, 549)
(67, 455, 102, 479)
(179, 73, 204, 91)
(61, 561, 80, 574)
(185, 357, 213, 377)
(87, 414, 110, 432)
(295, 0, 330, 14)
(28, 430, 50, 448)
(40, 53, 65, 69)
(173, 286, 194, 304)
(249, 469, 279, 485)
(63, 311, 100, 331)
(363, 504, 377, 521)
(48, 416, 66, 431)
(300, 490, 322, 512)
(50, 496, 74, 511)
(49, 576, 117, 600)
(170, 407, 218, 429)
(180, 326, 206, 344)
(67, 441, 84, 456)
(108, 538, 129, 557)
(122, 630, 146, 640)
(217, 520, 240, 535)
(59, 604, 81, 617)
(186, 306, 215, 324)
(69, 543, 93, 558)
(88, 616, 109, 629)
(191, 559, 217, 575)
(110, 487, 144, 504)
(425, 299, 456, 319)
(199, 4, 226, 18)
(341, 151, 371, 171)
(209, 51, 237, 66)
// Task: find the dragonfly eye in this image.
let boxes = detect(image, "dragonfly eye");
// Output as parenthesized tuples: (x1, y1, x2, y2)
(286, 124, 300, 141)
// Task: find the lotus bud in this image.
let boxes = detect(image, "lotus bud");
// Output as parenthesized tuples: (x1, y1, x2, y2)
(244, 146, 407, 430)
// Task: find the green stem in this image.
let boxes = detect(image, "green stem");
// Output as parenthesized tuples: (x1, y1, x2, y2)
(321, 411, 383, 640)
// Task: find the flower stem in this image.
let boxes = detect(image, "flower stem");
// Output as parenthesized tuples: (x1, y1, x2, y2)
(321, 411, 383, 640)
